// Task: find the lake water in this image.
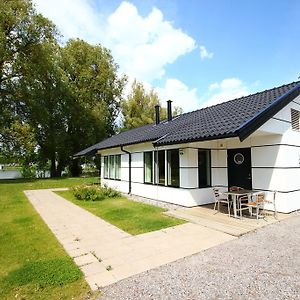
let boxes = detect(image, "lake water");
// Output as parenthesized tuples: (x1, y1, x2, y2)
(0, 170, 23, 179)
(0, 170, 50, 179)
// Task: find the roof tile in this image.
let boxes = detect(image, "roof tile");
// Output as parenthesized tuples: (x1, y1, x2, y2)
(75, 81, 300, 156)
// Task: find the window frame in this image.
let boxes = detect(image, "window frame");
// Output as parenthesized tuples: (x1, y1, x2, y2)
(103, 154, 121, 181)
(198, 149, 212, 188)
(143, 151, 153, 184)
(155, 150, 166, 186)
(167, 149, 180, 188)
(115, 154, 121, 180)
(103, 156, 109, 179)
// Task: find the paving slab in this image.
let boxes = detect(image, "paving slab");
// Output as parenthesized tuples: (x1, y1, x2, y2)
(25, 189, 235, 290)
(166, 204, 290, 236)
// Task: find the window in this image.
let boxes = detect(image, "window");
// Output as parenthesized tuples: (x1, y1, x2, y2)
(144, 151, 153, 183)
(198, 150, 211, 188)
(115, 155, 121, 180)
(104, 156, 108, 178)
(104, 154, 121, 180)
(234, 153, 244, 165)
(155, 150, 165, 185)
(167, 149, 180, 187)
(291, 109, 300, 131)
(109, 156, 115, 179)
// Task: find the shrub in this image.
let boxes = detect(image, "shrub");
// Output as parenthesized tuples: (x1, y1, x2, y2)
(101, 184, 121, 198)
(71, 184, 120, 201)
(21, 165, 36, 178)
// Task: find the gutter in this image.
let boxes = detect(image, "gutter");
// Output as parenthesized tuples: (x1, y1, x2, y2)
(121, 146, 131, 194)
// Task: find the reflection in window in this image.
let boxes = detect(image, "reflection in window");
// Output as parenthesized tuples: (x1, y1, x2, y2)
(115, 155, 121, 180)
(104, 156, 108, 178)
(167, 149, 180, 187)
(144, 152, 153, 183)
(198, 150, 211, 188)
(104, 155, 121, 180)
(155, 150, 165, 185)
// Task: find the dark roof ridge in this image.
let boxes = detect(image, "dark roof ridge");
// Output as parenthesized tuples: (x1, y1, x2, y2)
(116, 80, 300, 135)
(74, 79, 300, 156)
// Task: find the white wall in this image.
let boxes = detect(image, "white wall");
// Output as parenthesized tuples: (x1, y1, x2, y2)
(99, 97, 300, 212)
(100, 142, 215, 207)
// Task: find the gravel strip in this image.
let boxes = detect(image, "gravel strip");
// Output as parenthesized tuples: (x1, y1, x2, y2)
(99, 215, 300, 300)
(123, 193, 183, 210)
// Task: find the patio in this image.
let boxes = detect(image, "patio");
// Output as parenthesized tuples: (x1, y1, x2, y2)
(166, 203, 290, 237)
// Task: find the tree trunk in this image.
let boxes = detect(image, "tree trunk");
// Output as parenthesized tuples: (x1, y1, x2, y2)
(69, 159, 82, 177)
(50, 155, 57, 177)
(56, 160, 66, 178)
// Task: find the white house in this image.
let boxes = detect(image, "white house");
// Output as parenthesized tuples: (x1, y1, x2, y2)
(76, 81, 300, 213)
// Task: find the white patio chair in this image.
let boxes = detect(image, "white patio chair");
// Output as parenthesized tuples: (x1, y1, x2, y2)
(213, 188, 232, 217)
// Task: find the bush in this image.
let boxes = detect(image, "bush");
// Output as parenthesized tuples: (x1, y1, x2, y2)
(71, 184, 120, 201)
(21, 165, 36, 178)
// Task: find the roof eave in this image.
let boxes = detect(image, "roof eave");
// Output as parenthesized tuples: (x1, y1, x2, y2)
(236, 83, 300, 142)
(74, 138, 159, 157)
(73, 148, 98, 158)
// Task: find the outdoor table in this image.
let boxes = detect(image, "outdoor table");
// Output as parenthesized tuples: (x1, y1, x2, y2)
(223, 189, 260, 218)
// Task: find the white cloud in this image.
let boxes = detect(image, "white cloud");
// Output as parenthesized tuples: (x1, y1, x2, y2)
(157, 78, 200, 112)
(105, 2, 196, 82)
(199, 45, 213, 60)
(201, 78, 250, 108)
(33, 0, 103, 44)
(33, 0, 196, 82)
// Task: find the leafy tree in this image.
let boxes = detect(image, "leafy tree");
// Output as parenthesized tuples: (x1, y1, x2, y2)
(21, 42, 69, 177)
(0, 0, 57, 168)
(0, 1, 126, 177)
(121, 80, 183, 130)
(58, 39, 127, 176)
(0, 120, 36, 165)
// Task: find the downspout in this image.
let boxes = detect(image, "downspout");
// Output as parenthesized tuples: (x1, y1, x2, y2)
(121, 146, 131, 194)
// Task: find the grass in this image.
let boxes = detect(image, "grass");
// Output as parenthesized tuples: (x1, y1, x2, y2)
(56, 190, 185, 235)
(0, 177, 99, 300)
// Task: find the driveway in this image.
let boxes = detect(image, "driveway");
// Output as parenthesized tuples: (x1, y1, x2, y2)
(100, 214, 300, 299)
(25, 189, 234, 290)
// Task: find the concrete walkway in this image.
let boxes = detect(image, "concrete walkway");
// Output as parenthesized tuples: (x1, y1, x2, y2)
(25, 189, 235, 290)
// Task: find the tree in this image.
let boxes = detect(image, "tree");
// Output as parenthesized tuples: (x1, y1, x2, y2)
(19, 39, 126, 177)
(0, 0, 57, 168)
(121, 80, 183, 130)
(0, 2, 126, 177)
(57, 39, 127, 176)
(0, 120, 36, 165)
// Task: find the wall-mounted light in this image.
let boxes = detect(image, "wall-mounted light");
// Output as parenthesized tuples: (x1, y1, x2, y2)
(179, 149, 184, 155)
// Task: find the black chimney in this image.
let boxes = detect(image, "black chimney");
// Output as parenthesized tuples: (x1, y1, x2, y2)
(155, 105, 160, 125)
(167, 100, 172, 121)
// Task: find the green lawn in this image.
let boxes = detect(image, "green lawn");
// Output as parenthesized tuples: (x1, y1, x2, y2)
(57, 190, 185, 235)
(0, 177, 99, 300)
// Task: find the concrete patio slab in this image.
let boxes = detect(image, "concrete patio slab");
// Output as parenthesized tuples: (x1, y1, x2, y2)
(25, 189, 235, 290)
(166, 204, 291, 236)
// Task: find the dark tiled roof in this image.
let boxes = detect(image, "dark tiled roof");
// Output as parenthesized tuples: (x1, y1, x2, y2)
(75, 81, 300, 156)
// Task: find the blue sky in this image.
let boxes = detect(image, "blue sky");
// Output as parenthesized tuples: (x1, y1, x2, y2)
(33, 0, 300, 111)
